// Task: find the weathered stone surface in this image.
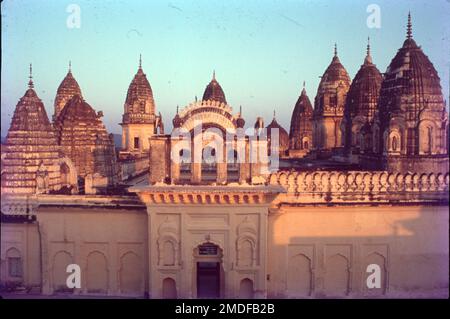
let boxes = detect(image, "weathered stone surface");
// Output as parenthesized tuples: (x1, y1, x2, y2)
(2, 78, 62, 194)
(119, 58, 158, 157)
(313, 45, 351, 154)
(54, 94, 119, 185)
(289, 83, 313, 155)
(362, 14, 449, 173)
(122, 62, 155, 125)
(343, 41, 382, 158)
(53, 66, 82, 119)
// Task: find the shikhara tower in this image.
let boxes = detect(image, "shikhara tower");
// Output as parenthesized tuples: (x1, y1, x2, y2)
(342, 38, 382, 163)
(120, 55, 162, 155)
(362, 13, 449, 173)
(313, 44, 351, 158)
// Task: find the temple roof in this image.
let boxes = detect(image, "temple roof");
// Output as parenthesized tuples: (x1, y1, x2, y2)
(57, 94, 98, 121)
(202, 71, 227, 104)
(54, 63, 82, 119)
(344, 40, 382, 120)
(289, 83, 313, 140)
(378, 13, 445, 117)
(54, 94, 117, 178)
(266, 112, 289, 151)
(2, 67, 61, 194)
(122, 56, 155, 124)
(318, 44, 351, 89)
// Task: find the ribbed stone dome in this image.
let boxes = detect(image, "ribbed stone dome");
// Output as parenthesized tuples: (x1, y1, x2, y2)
(289, 84, 313, 150)
(314, 45, 351, 117)
(344, 44, 382, 121)
(122, 57, 155, 124)
(202, 71, 227, 105)
(266, 114, 289, 155)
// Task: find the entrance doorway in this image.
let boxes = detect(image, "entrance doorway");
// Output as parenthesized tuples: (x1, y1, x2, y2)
(194, 243, 223, 298)
(197, 262, 220, 298)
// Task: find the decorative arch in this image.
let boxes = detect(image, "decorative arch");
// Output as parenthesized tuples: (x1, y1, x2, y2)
(157, 217, 180, 267)
(239, 278, 254, 299)
(364, 252, 387, 295)
(119, 251, 143, 295)
(180, 107, 237, 134)
(388, 130, 401, 153)
(162, 277, 177, 299)
(418, 120, 437, 155)
(85, 251, 109, 294)
(57, 157, 78, 189)
(287, 253, 312, 297)
(236, 217, 257, 267)
(6, 247, 22, 279)
(51, 250, 73, 292)
(302, 136, 310, 150)
(324, 253, 350, 296)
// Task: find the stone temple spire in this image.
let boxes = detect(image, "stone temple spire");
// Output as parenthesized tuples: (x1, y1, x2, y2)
(54, 62, 82, 119)
(139, 54, 142, 70)
(407, 11, 412, 40)
(364, 37, 373, 64)
(28, 63, 34, 89)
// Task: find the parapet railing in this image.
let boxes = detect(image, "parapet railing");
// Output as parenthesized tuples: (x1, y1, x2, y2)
(268, 170, 449, 203)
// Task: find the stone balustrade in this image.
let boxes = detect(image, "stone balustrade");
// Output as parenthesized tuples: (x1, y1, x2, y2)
(268, 170, 450, 204)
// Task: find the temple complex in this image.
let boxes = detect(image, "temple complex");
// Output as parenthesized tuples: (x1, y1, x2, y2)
(361, 13, 449, 174)
(1, 14, 448, 299)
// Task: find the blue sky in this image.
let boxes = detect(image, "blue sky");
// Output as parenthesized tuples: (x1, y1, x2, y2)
(1, 0, 449, 136)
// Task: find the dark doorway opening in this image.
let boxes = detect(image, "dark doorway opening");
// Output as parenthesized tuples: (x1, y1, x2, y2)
(197, 262, 220, 298)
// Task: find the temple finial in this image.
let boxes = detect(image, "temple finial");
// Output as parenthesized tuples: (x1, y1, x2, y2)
(273, 110, 276, 119)
(364, 37, 373, 64)
(195, 95, 198, 102)
(301, 81, 306, 94)
(176, 105, 179, 114)
(239, 105, 242, 115)
(212, 70, 216, 80)
(69, 60, 72, 73)
(407, 11, 412, 40)
(139, 54, 142, 69)
(334, 43, 337, 56)
(28, 63, 34, 89)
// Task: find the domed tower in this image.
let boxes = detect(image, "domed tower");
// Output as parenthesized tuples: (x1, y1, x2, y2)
(313, 44, 351, 157)
(370, 13, 448, 173)
(202, 71, 227, 104)
(343, 39, 382, 161)
(1, 65, 62, 194)
(289, 82, 313, 157)
(54, 94, 119, 187)
(54, 62, 82, 120)
(120, 55, 159, 154)
(266, 111, 289, 157)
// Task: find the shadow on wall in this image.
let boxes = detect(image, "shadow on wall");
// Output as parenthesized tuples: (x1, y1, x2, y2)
(268, 204, 449, 299)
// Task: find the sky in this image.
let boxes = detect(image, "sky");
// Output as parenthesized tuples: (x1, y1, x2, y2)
(1, 0, 450, 137)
